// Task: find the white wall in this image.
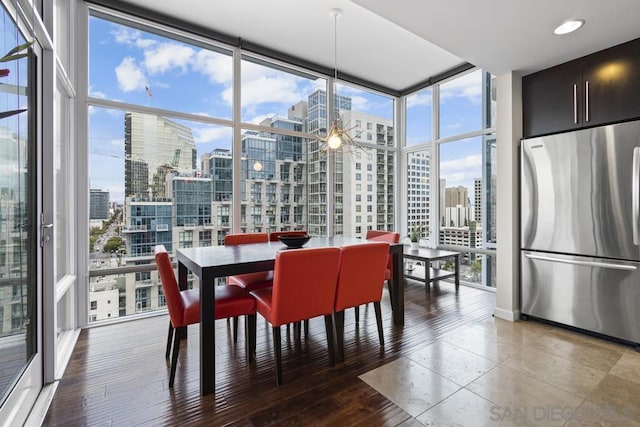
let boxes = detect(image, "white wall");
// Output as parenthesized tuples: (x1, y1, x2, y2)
(495, 72, 522, 321)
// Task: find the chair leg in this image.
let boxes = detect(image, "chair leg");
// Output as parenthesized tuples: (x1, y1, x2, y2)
(166, 322, 174, 360)
(334, 310, 345, 363)
(169, 326, 184, 387)
(374, 301, 384, 347)
(293, 321, 301, 341)
(354, 306, 360, 324)
(386, 280, 394, 308)
(273, 326, 282, 386)
(233, 317, 239, 343)
(246, 314, 256, 363)
(324, 314, 336, 366)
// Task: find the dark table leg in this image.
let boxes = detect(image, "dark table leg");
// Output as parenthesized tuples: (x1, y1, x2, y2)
(455, 254, 460, 290)
(425, 259, 431, 291)
(391, 248, 404, 326)
(200, 270, 216, 395)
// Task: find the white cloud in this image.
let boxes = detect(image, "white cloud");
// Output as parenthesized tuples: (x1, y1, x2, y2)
(223, 74, 303, 111)
(110, 138, 124, 147)
(440, 154, 482, 187)
(192, 126, 232, 144)
(111, 26, 155, 49)
(350, 95, 368, 110)
(88, 86, 108, 99)
(112, 27, 140, 45)
(143, 43, 194, 75)
(440, 70, 483, 105)
(192, 50, 232, 84)
(312, 79, 327, 91)
(241, 60, 274, 81)
(135, 38, 156, 48)
(407, 91, 432, 108)
(115, 57, 146, 92)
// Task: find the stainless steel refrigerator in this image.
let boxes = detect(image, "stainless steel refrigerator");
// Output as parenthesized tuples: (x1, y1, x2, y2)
(521, 119, 640, 345)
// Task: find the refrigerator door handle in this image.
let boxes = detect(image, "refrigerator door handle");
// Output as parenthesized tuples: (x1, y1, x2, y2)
(634, 147, 640, 245)
(524, 253, 637, 271)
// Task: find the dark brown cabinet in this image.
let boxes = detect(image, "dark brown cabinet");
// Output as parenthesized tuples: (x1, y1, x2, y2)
(523, 38, 640, 138)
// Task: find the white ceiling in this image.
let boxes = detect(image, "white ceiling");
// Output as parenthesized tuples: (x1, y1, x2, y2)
(120, 0, 640, 93)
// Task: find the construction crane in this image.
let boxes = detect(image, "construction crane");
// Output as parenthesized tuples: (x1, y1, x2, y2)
(89, 146, 192, 173)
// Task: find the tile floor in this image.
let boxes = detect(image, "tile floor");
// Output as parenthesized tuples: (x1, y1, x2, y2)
(360, 317, 640, 426)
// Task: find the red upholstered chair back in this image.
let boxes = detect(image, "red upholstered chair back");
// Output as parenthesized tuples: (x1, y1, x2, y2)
(365, 230, 399, 272)
(334, 242, 389, 312)
(224, 233, 269, 246)
(154, 245, 185, 328)
(270, 247, 340, 326)
(269, 230, 308, 242)
(366, 230, 400, 244)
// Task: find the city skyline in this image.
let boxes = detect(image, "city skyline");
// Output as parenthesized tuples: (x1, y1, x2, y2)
(88, 16, 486, 204)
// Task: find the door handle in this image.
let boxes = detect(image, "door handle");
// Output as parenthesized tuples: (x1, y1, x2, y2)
(633, 147, 640, 245)
(585, 80, 590, 122)
(573, 84, 578, 124)
(525, 253, 636, 271)
(40, 220, 53, 247)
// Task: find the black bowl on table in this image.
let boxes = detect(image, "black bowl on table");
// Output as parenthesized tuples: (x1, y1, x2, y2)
(278, 235, 311, 249)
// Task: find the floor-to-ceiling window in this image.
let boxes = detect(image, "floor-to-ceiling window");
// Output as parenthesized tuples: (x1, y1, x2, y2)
(333, 83, 395, 238)
(86, 11, 239, 319)
(85, 7, 367, 322)
(404, 69, 496, 288)
(0, 2, 37, 410)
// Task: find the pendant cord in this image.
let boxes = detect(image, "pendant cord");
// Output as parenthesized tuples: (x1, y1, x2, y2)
(333, 12, 338, 81)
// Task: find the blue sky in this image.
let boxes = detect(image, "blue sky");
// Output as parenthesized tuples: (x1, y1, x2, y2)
(88, 16, 488, 204)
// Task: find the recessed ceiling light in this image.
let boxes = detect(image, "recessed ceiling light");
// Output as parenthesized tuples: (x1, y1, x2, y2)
(554, 19, 585, 35)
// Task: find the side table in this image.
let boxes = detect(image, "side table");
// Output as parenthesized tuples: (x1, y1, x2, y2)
(403, 247, 460, 290)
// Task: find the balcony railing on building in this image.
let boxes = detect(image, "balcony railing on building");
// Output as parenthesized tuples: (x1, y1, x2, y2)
(123, 225, 148, 233)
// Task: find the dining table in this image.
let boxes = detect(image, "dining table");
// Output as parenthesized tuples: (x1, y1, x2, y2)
(175, 236, 404, 396)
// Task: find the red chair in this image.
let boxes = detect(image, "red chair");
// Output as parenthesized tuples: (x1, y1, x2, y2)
(225, 233, 272, 291)
(224, 233, 272, 338)
(269, 230, 308, 241)
(250, 247, 341, 385)
(154, 245, 257, 387)
(365, 230, 400, 318)
(334, 242, 389, 362)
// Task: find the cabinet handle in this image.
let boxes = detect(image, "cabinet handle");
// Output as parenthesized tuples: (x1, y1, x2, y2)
(573, 84, 578, 124)
(585, 80, 590, 122)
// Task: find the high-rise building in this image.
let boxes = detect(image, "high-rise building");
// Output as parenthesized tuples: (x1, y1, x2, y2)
(406, 150, 430, 239)
(204, 114, 307, 243)
(203, 149, 232, 203)
(303, 89, 395, 237)
(445, 186, 468, 207)
(124, 112, 197, 199)
(305, 89, 351, 236)
(0, 127, 29, 337)
(89, 189, 110, 220)
(474, 178, 482, 224)
(166, 174, 212, 227)
(122, 198, 173, 257)
(339, 110, 395, 238)
(441, 184, 471, 228)
(106, 197, 173, 317)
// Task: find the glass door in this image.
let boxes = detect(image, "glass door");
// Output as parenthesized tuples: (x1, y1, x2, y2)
(0, 2, 42, 423)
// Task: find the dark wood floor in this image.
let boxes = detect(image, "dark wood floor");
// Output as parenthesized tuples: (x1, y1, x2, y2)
(44, 279, 495, 426)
